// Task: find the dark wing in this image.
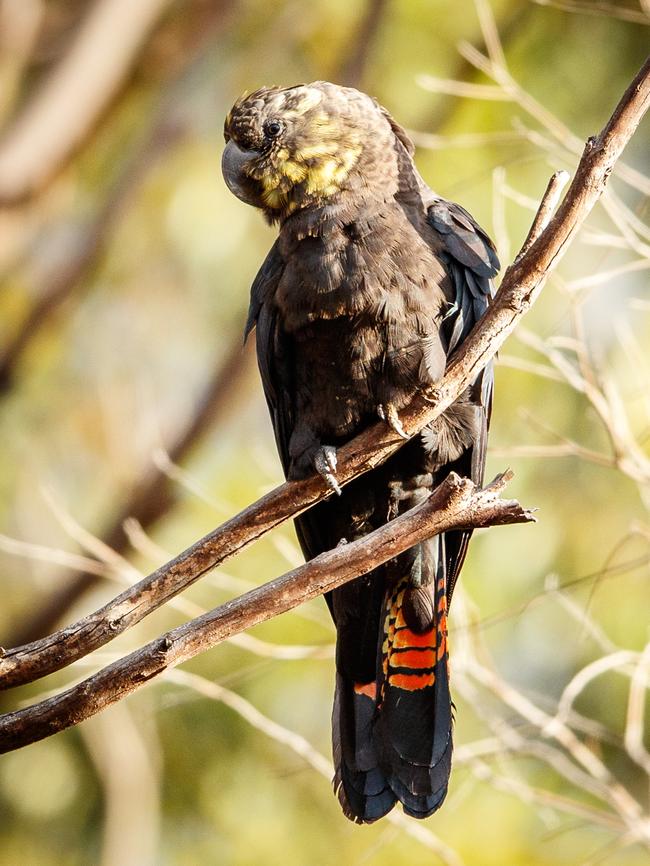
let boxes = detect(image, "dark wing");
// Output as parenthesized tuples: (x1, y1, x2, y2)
(427, 198, 499, 350)
(245, 240, 293, 475)
(427, 198, 500, 602)
(247, 240, 334, 585)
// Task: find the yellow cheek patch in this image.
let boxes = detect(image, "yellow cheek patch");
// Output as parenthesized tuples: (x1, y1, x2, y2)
(258, 170, 281, 191)
(281, 159, 308, 183)
(298, 141, 339, 159)
(252, 129, 362, 211)
(261, 185, 288, 209)
(305, 159, 338, 194)
(259, 183, 299, 215)
(303, 144, 362, 196)
(249, 146, 307, 197)
(340, 143, 362, 173)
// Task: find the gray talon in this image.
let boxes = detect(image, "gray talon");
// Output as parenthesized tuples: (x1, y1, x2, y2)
(378, 403, 409, 439)
(314, 445, 341, 495)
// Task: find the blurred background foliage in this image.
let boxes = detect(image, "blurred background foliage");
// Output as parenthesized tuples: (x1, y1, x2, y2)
(0, 1, 649, 865)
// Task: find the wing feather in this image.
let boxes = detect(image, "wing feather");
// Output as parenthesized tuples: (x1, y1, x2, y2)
(245, 241, 293, 476)
(426, 198, 500, 602)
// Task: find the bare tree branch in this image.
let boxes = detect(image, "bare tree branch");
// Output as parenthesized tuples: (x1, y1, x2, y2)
(0, 117, 185, 391)
(0, 0, 174, 204)
(0, 54, 647, 694)
(81, 702, 160, 866)
(337, 0, 389, 89)
(0, 471, 535, 751)
(0, 0, 44, 128)
(421, 2, 530, 133)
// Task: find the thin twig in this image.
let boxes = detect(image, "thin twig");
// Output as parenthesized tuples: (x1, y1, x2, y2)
(492, 166, 511, 264)
(408, 129, 525, 150)
(459, 1, 650, 196)
(467, 658, 650, 844)
(624, 641, 650, 775)
(563, 257, 650, 292)
(554, 651, 641, 725)
(516, 170, 570, 261)
(473, 0, 507, 69)
(532, 0, 650, 26)
(81, 702, 160, 866)
(416, 75, 509, 101)
(0, 0, 44, 127)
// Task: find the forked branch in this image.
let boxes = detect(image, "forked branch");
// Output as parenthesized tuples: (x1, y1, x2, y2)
(0, 472, 534, 752)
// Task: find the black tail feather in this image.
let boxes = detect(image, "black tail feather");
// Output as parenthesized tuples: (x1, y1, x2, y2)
(332, 671, 396, 822)
(332, 539, 453, 823)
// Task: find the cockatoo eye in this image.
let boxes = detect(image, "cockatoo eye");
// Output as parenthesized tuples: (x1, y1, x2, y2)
(264, 120, 283, 139)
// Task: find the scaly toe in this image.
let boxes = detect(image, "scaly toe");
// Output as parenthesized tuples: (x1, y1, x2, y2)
(314, 446, 341, 495)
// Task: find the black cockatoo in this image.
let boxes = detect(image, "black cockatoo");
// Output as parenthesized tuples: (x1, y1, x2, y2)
(221, 82, 499, 822)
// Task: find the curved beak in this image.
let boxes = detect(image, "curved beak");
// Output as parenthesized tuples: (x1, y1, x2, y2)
(221, 140, 261, 206)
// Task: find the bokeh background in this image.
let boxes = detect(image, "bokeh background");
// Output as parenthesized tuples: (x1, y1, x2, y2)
(0, 1, 649, 865)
